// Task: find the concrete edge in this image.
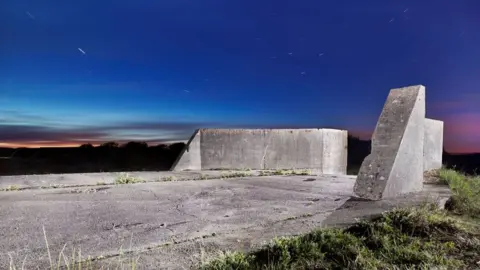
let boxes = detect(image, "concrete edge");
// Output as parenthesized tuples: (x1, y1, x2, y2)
(170, 129, 201, 171)
(0, 170, 354, 192)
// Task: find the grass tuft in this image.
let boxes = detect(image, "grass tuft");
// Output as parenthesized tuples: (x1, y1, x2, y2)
(1, 185, 20, 191)
(259, 169, 312, 176)
(161, 175, 177, 182)
(114, 173, 146, 185)
(221, 172, 252, 179)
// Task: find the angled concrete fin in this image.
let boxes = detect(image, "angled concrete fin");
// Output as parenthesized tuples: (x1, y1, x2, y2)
(354, 85, 426, 200)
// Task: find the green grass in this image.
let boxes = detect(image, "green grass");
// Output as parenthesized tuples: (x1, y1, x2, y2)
(160, 175, 178, 182)
(221, 172, 253, 179)
(1, 185, 20, 191)
(201, 169, 480, 270)
(201, 206, 480, 270)
(114, 173, 146, 184)
(259, 169, 312, 176)
(199, 174, 210, 180)
(437, 168, 480, 217)
(209, 168, 252, 171)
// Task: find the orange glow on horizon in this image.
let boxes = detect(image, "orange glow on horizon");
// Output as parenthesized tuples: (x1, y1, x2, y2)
(0, 140, 185, 149)
(2, 136, 479, 154)
(0, 142, 101, 148)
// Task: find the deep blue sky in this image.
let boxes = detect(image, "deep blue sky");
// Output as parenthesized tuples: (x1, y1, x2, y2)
(1, 0, 479, 153)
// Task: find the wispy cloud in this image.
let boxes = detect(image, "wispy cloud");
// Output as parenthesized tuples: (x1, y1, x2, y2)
(0, 109, 217, 147)
(0, 123, 196, 147)
(2, 108, 479, 153)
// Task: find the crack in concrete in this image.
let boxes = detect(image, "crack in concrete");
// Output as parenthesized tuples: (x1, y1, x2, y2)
(0, 173, 277, 192)
(87, 209, 333, 268)
(58, 231, 220, 270)
(261, 131, 273, 169)
(103, 222, 144, 231)
(176, 203, 199, 219)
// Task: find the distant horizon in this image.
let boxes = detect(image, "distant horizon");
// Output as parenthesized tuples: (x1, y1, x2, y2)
(0, 129, 477, 155)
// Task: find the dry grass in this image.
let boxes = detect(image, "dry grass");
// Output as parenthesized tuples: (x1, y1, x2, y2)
(8, 226, 139, 270)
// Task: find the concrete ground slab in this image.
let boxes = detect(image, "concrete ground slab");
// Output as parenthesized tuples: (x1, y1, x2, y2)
(0, 175, 450, 270)
(0, 170, 324, 190)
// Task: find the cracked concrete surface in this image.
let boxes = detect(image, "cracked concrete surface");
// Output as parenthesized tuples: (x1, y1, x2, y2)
(0, 170, 317, 191)
(0, 174, 451, 269)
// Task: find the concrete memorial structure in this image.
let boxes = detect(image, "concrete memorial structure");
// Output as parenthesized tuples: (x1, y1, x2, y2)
(423, 118, 444, 171)
(354, 85, 426, 200)
(171, 128, 348, 174)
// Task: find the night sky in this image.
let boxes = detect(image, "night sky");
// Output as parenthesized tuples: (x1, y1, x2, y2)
(1, 0, 479, 153)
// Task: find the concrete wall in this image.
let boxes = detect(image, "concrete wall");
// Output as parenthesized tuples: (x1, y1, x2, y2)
(322, 129, 348, 174)
(170, 129, 201, 171)
(263, 129, 324, 170)
(201, 129, 267, 170)
(424, 118, 444, 171)
(354, 85, 426, 200)
(171, 128, 348, 174)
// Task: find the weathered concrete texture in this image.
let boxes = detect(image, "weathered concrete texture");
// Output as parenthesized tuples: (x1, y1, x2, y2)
(0, 170, 269, 190)
(201, 129, 267, 170)
(424, 118, 444, 171)
(263, 129, 324, 171)
(170, 129, 202, 171)
(0, 175, 450, 270)
(171, 128, 348, 174)
(354, 85, 426, 200)
(322, 129, 348, 174)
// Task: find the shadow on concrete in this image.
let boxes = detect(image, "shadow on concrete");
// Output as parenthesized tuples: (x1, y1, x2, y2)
(321, 184, 453, 229)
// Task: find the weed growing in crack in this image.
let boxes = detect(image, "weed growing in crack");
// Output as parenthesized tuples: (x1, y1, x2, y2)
(259, 169, 312, 176)
(1, 185, 20, 191)
(284, 213, 313, 221)
(220, 172, 252, 179)
(161, 176, 177, 182)
(114, 173, 145, 185)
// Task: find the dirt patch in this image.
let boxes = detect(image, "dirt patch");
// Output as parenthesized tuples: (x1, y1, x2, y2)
(424, 169, 443, 184)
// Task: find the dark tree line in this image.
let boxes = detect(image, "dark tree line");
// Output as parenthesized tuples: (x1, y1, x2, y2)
(0, 141, 186, 175)
(1, 137, 479, 176)
(346, 135, 480, 175)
